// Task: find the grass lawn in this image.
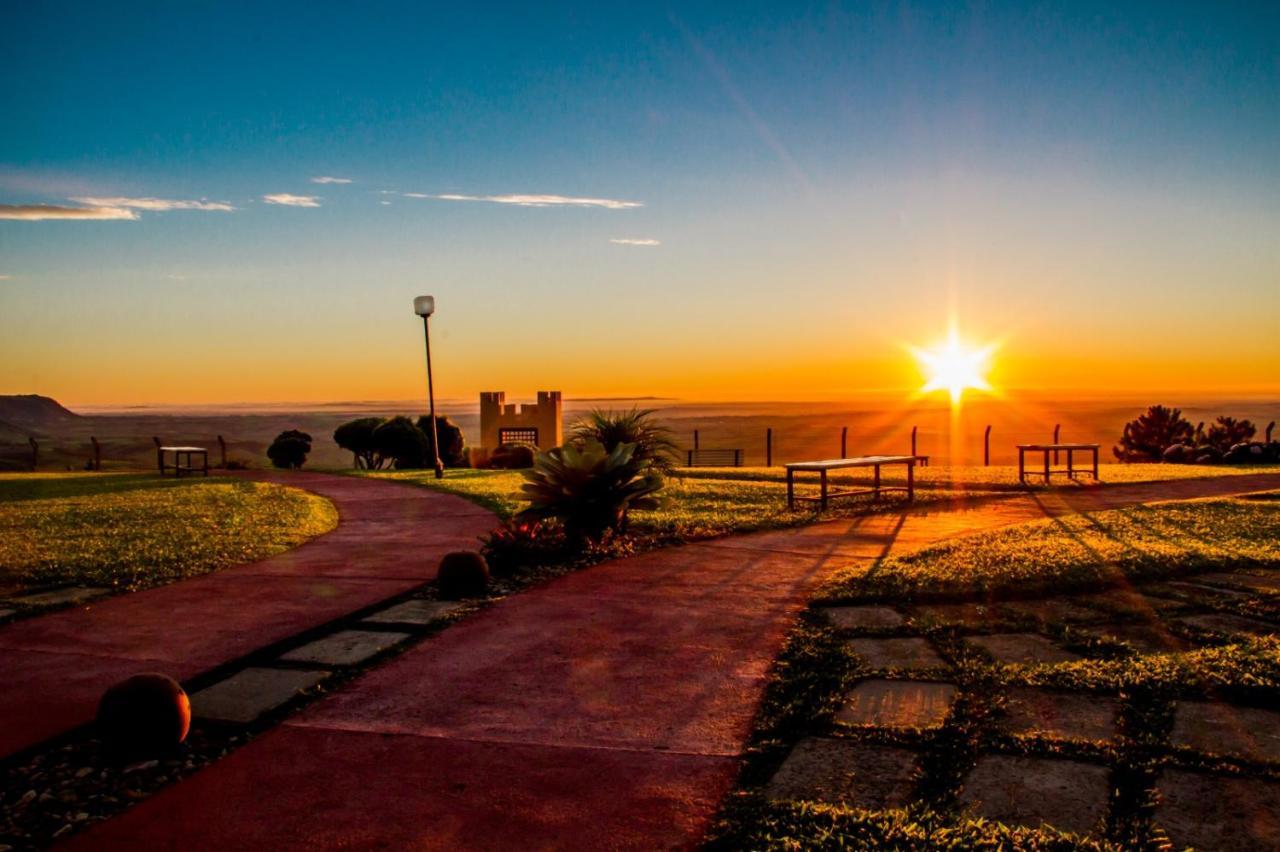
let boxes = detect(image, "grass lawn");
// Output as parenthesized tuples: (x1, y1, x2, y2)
(820, 493, 1280, 603)
(0, 472, 337, 595)
(712, 494, 1280, 850)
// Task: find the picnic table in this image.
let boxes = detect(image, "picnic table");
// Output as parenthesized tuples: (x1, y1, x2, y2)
(1017, 443, 1099, 484)
(785, 455, 916, 510)
(158, 445, 209, 477)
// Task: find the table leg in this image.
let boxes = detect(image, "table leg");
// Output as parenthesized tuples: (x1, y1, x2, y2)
(1018, 448, 1025, 483)
(1068, 448, 1074, 478)
(907, 461, 915, 501)
(787, 469, 794, 510)
(1043, 450, 1050, 483)
(1093, 447, 1099, 479)
(820, 469, 828, 511)
(873, 464, 881, 499)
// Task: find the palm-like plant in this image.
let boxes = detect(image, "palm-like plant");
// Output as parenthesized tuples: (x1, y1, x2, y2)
(568, 407, 678, 473)
(517, 438, 664, 542)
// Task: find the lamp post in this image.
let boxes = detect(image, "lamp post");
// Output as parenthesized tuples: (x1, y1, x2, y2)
(413, 295, 445, 479)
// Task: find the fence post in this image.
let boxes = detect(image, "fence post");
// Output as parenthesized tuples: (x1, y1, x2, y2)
(766, 428, 773, 467)
(1267, 421, 1275, 443)
(217, 435, 227, 468)
(840, 426, 847, 459)
(1053, 424, 1060, 464)
(984, 425, 992, 466)
(90, 437, 101, 471)
(29, 437, 38, 471)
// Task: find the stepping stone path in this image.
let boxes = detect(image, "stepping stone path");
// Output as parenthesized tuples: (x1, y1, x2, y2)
(1003, 598, 1102, 625)
(835, 679, 957, 729)
(1159, 580, 1254, 601)
(960, 755, 1110, 836)
(1157, 770, 1280, 851)
(1083, 621, 1189, 655)
(1001, 687, 1117, 742)
(908, 603, 1001, 628)
(6, 586, 107, 607)
(819, 605, 903, 630)
(280, 630, 412, 666)
(1193, 571, 1280, 594)
(767, 738, 918, 808)
(1073, 589, 1183, 617)
(363, 599, 465, 626)
(1171, 701, 1280, 763)
(191, 667, 330, 724)
(966, 632, 1080, 665)
(1174, 612, 1275, 637)
(846, 637, 947, 671)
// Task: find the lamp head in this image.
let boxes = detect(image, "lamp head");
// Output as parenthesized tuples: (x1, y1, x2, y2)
(413, 295, 435, 317)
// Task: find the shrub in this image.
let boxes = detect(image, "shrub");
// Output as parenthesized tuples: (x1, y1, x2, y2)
(372, 416, 430, 469)
(1205, 416, 1256, 453)
(436, 550, 490, 599)
(568, 407, 678, 474)
(414, 414, 468, 467)
(1113, 405, 1194, 462)
(334, 417, 386, 469)
(489, 442, 536, 469)
(267, 430, 312, 469)
(517, 438, 663, 542)
(480, 519, 568, 574)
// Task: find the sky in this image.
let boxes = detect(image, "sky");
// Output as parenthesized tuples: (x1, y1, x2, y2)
(2, 1, 1278, 406)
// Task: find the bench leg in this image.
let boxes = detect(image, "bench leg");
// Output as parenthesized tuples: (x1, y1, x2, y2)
(787, 469, 795, 510)
(1068, 448, 1074, 478)
(907, 462, 914, 501)
(1043, 450, 1050, 483)
(1093, 448, 1099, 479)
(820, 470, 828, 511)
(1018, 448, 1025, 483)
(873, 464, 881, 499)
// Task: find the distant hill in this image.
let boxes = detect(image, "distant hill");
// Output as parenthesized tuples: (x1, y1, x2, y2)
(0, 419, 28, 441)
(0, 395, 81, 428)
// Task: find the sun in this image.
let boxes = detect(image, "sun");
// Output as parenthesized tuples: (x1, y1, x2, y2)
(911, 328, 996, 403)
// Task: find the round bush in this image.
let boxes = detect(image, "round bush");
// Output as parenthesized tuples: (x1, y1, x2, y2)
(490, 442, 535, 469)
(437, 550, 490, 599)
(96, 672, 191, 759)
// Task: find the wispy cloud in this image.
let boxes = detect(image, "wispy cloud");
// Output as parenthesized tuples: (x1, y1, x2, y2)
(262, 193, 321, 207)
(0, 274, 11, 280)
(311, 176, 352, 185)
(71, 196, 234, 212)
(609, 238, 661, 246)
(405, 193, 642, 209)
(0, 203, 138, 221)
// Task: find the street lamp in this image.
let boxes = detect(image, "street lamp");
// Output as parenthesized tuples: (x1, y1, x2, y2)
(413, 295, 445, 479)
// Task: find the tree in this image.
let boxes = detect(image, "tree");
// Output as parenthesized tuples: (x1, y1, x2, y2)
(372, 416, 430, 469)
(1204, 416, 1256, 452)
(267, 429, 312, 469)
(568, 408, 678, 474)
(414, 414, 468, 467)
(333, 417, 386, 469)
(1113, 405, 1194, 462)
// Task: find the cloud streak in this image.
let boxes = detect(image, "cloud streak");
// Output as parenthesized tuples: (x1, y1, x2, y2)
(609, 238, 661, 246)
(71, 196, 234, 212)
(311, 176, 352, 184)
(262, 193, 321, 207)
(0, 203, 138, 221)
(405, 192, 642, 209)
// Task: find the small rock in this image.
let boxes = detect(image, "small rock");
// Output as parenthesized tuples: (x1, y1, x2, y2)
(74, 812, 89, 822)
(123, 759, 159, 774)
(74, 766, 93, 779)
(18, 789, 36, 805)
(52, 825, 73, 838)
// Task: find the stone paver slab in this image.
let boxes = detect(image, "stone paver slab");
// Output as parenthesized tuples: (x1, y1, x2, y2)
(767, 737, 918, 807)
(908, 603, 1002, 629)
(1084, 622, 1190, 655)
(363, 599, 465, 625)
(1157, 769, 1280, 851)
(280, 629, 412, 666)
(846, 637, 947, 671)
(961, 754, 1109, 836)
(967, 633, 1081, 665)
(1075, 589, 1181, 617)
(1193, 572, 1280, 594)
(819, 605, 904, 631)
(191, 667, 330, 724)
(1174, 613, 1276, 638)
(836, 679, 957, 728)
(1003, 598, 1103, 625)
(1159, 580, 1253, 601)
(6, 586, 107, 607)
(1002, 687, 1117, 742)
(1171, 701, 1280, 763)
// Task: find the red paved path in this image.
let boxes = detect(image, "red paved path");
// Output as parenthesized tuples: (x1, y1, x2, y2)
(64, 473, 1280, 851)
(0, 472, 494, 760)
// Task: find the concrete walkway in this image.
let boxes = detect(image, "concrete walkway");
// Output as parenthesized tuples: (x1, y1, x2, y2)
(0, 472, 494, 760)
(63, 473, 1280, 850)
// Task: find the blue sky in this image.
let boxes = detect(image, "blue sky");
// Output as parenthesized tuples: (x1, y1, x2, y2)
(3, 1, 1278, 403)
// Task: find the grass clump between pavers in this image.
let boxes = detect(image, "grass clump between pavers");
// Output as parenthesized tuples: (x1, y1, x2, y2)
(820, 495, 1280, 603)
(0, 472, 337, 593)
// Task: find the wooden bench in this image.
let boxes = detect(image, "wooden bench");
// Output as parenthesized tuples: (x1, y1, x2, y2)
(686, 448, 743, 467)
(1017, 443, 1099, 484)
(786, 455, 916, 510)
(158, 445, 209, 477)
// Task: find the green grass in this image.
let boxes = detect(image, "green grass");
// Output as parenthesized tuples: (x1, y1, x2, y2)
(0, 472, 338, 593)
(820, 495, 1280, 603)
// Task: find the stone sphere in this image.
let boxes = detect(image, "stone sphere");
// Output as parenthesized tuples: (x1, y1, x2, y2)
(437, 550, 490, 599)
(96, 673, 191, 759)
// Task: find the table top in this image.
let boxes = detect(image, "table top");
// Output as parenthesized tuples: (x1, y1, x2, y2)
(786, 455, 916, 471)
(1016, 443, 1100, 451)
(159, 446, 208, 452)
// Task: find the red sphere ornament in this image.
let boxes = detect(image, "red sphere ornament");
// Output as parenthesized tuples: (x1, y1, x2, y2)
(96, 673, 191, 759)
